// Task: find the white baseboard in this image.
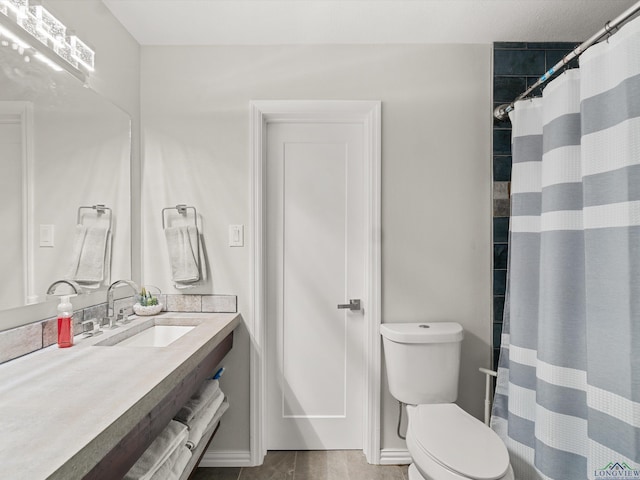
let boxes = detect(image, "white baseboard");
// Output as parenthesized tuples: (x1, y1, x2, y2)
(199, 448, 409, 468)
(379, 448, 412, 465)
(199, 450, 253, 467)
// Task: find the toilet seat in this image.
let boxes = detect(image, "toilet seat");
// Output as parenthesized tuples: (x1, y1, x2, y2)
(407, 404, 510, 480)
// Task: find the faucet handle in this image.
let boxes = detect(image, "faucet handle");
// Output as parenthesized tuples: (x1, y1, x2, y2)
(102, 315, 118, 329)
(119, 307, 133, 325)
(81, 318, 102, 337)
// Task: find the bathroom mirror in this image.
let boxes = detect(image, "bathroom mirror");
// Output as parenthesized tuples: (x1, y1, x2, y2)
(0, 43, 131, 328)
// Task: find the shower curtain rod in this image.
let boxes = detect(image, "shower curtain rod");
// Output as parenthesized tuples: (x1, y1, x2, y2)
(493, 0, 640, 120)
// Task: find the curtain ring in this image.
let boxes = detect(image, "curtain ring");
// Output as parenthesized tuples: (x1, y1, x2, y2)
(573, 45, 582, 57)
(604, 21, 618, 42)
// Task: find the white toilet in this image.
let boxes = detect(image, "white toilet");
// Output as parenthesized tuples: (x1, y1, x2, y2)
(380, 322, 514, 480)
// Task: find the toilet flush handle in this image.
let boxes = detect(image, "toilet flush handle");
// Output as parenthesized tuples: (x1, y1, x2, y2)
(337, 299, 361, 311)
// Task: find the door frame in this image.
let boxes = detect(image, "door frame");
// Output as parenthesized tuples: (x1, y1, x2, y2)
(249, 100, 382, 465)
(0, 101, 34, 306)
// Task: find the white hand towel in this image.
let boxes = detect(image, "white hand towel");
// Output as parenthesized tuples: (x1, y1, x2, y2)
(186, 394, 228, 450)
(102, 230, 112, 287)
(124, 420, 189, 480)
(174, 379, 220, 424)
(66, 224, 87, 279)
(197, 232, 208, 283)
(66, 224, 110, 286)
(165, 225, 200, 285)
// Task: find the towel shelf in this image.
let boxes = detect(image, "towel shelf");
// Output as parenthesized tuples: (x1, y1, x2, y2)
(82, 331, 234, 480)
(77, 204, 112, 230)
(162, 204, 198, 230)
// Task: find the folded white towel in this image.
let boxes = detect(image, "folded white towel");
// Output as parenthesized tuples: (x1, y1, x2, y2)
(66, 224, 110, 286)
(165, 225, 200, 285)
(178, 387, 224, 433)
(149, 445, 192, 480)
(174, 379, 220, 424)
(171, 446, 192, 480)
(124, 420, 188, 480)
(186, 394, 228, 450)
(186, 399, 229, 451)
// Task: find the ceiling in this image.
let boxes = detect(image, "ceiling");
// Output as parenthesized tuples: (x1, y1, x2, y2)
(102, 0, 638, 46)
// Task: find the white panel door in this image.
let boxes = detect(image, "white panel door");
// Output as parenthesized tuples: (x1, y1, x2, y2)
(266, 121, 366, 449)
(0, 113, 24, 309)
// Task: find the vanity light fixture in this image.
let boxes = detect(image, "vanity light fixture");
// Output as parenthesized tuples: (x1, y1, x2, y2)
(0, 0, 94, 81)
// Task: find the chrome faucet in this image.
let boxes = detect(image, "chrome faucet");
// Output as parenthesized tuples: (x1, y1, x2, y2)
(47, 279, 83, 295)
(105, 279, 139, 328)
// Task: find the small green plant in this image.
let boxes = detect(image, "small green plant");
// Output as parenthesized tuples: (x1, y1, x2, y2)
(138, 286, 159, 306)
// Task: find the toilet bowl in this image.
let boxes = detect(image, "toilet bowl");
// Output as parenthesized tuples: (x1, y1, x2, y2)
(408, 463, 515, 480)
(405, 404, 514, 480)
(379, 323, 514, 480)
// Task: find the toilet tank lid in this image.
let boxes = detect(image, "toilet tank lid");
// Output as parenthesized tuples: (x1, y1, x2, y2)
(380, 322, 463, 344)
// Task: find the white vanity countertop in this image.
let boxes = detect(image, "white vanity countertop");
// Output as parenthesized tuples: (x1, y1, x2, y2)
(0, 312, 241, 480)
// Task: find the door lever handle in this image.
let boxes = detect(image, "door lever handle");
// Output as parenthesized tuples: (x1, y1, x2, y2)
(337, 299, 361, 311)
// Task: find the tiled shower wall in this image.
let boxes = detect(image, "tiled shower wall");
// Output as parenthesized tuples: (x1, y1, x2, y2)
(492, 42, 578, 369)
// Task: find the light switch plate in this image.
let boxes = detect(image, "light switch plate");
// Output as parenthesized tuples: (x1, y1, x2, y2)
(40, 224, 55, 247)
(229, 224, 244, 247)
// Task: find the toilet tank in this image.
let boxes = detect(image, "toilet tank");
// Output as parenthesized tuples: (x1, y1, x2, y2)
(380, 322, 463, 405)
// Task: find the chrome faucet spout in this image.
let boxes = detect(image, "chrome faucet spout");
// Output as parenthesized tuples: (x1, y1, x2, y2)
(47, 279, 83, 295)
(106, 279, 139, 326)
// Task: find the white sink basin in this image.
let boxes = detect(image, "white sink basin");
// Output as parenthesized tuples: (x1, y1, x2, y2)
(94, 320, 198, 347)
(115, 325, 195, 347)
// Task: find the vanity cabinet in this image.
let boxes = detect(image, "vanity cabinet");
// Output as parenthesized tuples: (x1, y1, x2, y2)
(84, 331, 233, 480)
(0, 312, 240, 480)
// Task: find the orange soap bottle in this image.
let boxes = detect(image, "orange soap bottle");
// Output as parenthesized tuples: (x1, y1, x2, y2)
(57, 296, 74, 348)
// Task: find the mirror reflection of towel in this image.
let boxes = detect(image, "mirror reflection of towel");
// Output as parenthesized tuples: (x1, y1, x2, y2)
(164, 225, 200, 285)
(66, 224, 110, 288)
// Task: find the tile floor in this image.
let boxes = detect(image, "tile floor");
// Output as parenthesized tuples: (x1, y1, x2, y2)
(192, 450, 409, 480)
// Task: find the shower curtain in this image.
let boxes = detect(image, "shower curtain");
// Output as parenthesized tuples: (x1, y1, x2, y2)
(491, 15, 640, 480)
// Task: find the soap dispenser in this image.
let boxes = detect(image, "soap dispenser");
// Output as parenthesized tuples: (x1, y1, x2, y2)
(57, 296, 74, 348)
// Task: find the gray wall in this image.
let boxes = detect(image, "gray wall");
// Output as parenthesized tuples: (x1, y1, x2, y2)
(140, 44, 493, 455)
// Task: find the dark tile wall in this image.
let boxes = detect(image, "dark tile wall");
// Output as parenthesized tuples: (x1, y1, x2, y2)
(492, 42, 577, 370)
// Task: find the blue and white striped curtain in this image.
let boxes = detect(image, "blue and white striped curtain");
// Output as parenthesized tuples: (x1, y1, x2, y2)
(492, 16, 640, 480)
